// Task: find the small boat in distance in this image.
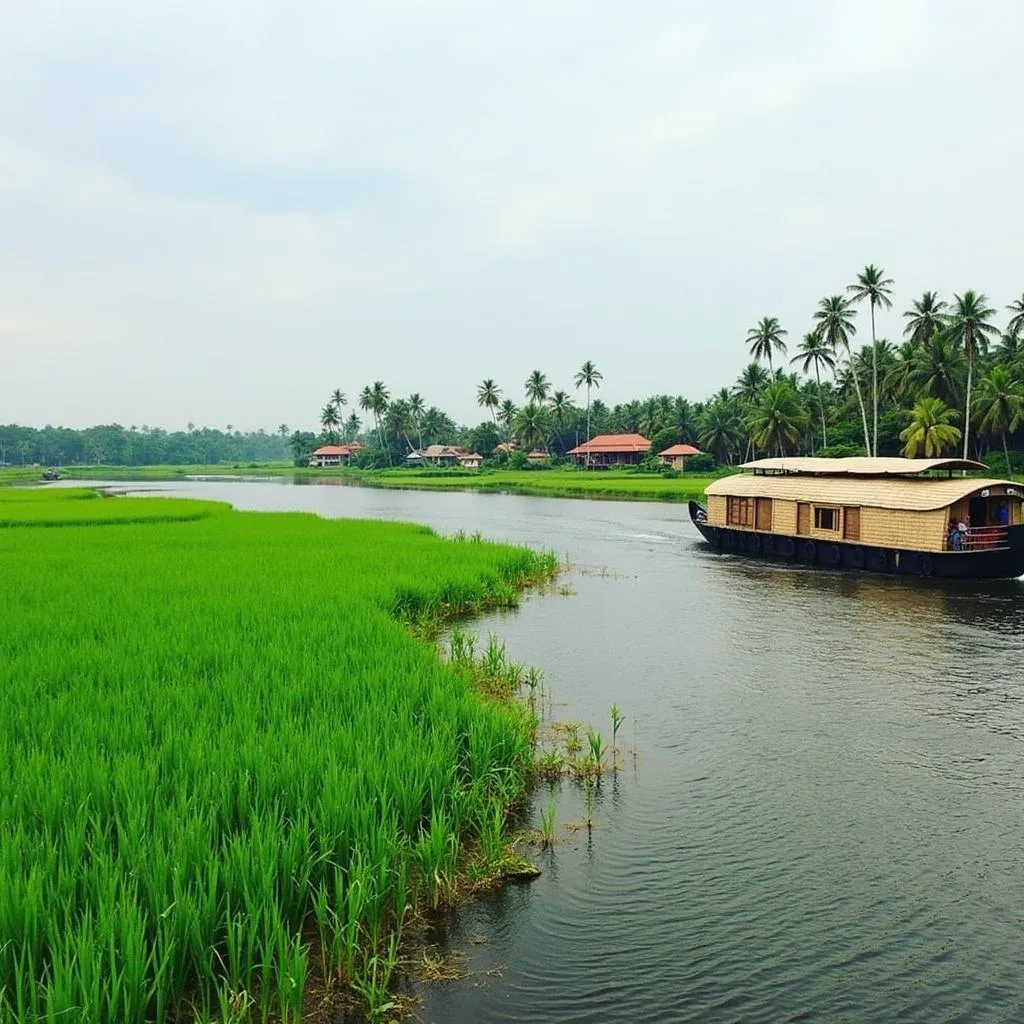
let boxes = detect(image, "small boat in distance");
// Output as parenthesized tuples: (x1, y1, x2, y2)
(689, 456, 1024, 579)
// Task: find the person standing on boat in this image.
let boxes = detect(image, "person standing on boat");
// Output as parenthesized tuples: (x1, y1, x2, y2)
(958, 518, 970, 549)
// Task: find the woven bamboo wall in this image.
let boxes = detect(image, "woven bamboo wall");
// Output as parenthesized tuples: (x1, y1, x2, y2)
(859, 507, 947, 550)
(707, 494, 726, 525)
(772, 499, 798, 534)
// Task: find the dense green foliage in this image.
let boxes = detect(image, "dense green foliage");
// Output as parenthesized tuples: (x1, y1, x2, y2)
(302, 279, 1024, 470)
(0, 424, 288, 468)
(0, 490, 555, 1022)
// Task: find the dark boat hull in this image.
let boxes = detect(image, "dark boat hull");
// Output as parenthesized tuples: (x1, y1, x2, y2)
(687, 501, 1024, 580)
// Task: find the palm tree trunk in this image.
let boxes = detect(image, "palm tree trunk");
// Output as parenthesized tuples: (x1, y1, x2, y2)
(1004, 432, 1012, 477)
(846, 346, 871, 454)
(815, 365, 827, 447)
(870, 302, 878, 456)
(963, 349, 973, 462)
(585, 386, 592, 468)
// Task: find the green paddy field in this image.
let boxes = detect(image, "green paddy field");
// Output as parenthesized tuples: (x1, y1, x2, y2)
(0, 488, 555, 1023)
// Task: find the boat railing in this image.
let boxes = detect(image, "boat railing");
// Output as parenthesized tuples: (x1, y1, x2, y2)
(947, 525, 1009, 551)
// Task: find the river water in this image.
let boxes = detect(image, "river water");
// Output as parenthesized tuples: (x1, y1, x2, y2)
(86, 479, 1024, 1022)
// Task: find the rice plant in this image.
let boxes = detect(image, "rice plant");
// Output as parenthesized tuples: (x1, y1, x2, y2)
(539, 798, 557, 848)
(610, 704, 625, 769)
(0, 489, 556, 1023)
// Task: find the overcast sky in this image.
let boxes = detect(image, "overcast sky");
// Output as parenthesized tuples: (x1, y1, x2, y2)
(2, 1, 1022, 432)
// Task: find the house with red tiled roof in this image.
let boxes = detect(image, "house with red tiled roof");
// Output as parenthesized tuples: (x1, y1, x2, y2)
(309, 443, 361, 467)
(568, 433, 651, 467)
(658, 443, 702, 471)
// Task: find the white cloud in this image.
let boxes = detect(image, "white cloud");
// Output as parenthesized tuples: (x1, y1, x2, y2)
(1, 1, 1023, 429)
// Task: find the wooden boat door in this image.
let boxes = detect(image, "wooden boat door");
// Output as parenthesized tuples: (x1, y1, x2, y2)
(797, 502, 810, 535)
(755, 498, 773, 532)
(843, 506, 861, 541)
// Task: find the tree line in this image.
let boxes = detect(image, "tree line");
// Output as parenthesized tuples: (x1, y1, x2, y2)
(0, 423, 289, 467)
(301, 270, 1023, 474)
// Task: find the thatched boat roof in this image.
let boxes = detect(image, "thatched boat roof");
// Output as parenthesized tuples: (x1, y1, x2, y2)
(739, 457, 987, 476)
(707, 473, 1018, 511)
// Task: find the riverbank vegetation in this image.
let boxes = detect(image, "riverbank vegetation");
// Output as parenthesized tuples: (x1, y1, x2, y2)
(0, 488, 558, 1022)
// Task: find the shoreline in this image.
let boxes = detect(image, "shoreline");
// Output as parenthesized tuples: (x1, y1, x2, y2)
(4, 463, 722, 504)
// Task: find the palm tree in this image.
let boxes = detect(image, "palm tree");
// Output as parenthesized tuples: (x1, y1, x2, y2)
(996, 330, 1023, 368)
(903, 331, 965, 409)
(420, 407, 447, 446)
(370, 381, 390, 451)
(847, 265, 894, 455)
(573, 361, 603, 460)
(698, 399, 744, 464)
(975, 366, 1024, 476)
(745, 379, 809, 456)
(330, 389, 347, 418)
(476, 379, 502, 424)
(498, 400, 518, 440)
(344, 412, 361, 442)
(947, 290, 999, 459)
(903, 290, 948, 345)
(669, 397, 697, 445)
(1006, 293, 1024, 340)
(638, 396, 667, 439)
(514, 404, 550, 451)
(524, 370, 550, 405)
(548, 391, 574, 453)
(814, 295, 868, 453)
(745, 317, 788, 373)
(790, 329, 836, 447)
(408, 393, 425, 449)
(899, 398, 961, 458)
(358, 385, 374, 435)
(733, 362, 770, 403)
(385, 399, 414, 451)
(319, 403, 340, 442)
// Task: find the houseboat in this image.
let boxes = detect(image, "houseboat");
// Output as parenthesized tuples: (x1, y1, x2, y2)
(689, 457, 1024, 579)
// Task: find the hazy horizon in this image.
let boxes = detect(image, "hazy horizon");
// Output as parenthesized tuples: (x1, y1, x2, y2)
(3, 1, 1022, 432)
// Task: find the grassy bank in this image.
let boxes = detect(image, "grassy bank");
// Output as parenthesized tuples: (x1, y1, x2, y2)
(0, 488, 556, 1022)
(18, 463, 723, 502)
(358, 467, 719, 502)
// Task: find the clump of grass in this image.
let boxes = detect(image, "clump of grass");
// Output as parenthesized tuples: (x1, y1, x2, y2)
(539, 797, 557, 848)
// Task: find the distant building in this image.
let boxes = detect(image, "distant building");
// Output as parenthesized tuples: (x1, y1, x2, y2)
(568, 433, 651, 467)
(406, 445, 484, 469)
(309, 443, 361, 467)
(658, 443, 702, 471)
(495, 442, 517, 454)
(526, 449, 550, 464)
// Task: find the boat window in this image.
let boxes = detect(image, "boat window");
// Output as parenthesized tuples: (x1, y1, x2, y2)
(814, 506, 839, 531)
(726, 496, 754, 527)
